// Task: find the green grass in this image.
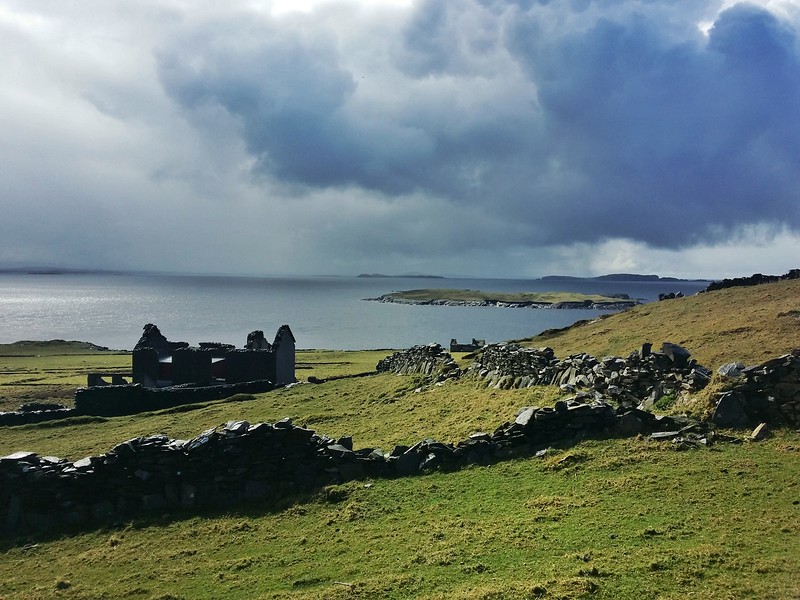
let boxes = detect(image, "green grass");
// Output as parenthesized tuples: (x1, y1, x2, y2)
(0, 342, 130, 412)
(374, 288, 633, 305)
(1, 435, 798, 599)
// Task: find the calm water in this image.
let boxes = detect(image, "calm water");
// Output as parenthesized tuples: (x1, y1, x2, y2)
(0, 273, 709, 351)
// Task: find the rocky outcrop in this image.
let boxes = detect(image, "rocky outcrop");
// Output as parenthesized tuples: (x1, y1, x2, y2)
(704, 269, 800, 292)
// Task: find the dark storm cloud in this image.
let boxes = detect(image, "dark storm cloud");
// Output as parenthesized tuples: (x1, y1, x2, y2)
(156, 0, 800, 255)
(508, 1, 800, 246)
(3, 0, 798, 279)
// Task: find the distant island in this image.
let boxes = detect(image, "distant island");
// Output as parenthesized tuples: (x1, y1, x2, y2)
(357, 273, 445, 279)
(364, 288, 638, 309)
(540, 273, 710, 282)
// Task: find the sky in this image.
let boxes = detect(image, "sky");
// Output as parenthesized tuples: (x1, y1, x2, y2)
(1, 0, 799, 279)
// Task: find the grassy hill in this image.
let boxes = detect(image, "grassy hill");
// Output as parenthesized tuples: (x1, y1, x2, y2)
(1, 281, 799, 598)
(524, 278, 800, 368)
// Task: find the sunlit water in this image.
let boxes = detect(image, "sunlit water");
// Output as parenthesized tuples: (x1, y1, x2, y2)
(0, 273, 709, 350)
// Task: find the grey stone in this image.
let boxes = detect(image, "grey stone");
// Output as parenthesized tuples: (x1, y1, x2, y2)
(661, 343, 691, 366)
(718, 362, 745, 378)
(712, 392, 751, 428)
(515, 407, 537, 428)
(617, 412, 646, 437)
(750, 422, 771, 441)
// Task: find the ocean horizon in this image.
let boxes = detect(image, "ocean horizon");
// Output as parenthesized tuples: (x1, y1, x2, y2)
(0, 272, 710, 351)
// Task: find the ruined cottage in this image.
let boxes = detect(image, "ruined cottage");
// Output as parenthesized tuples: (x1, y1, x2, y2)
(130, 323, 296, 387)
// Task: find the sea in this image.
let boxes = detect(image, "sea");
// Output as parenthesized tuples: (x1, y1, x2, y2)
(0, 273, 710, 351)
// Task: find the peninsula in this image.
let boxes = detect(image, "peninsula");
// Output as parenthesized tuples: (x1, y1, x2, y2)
(364, 288, 638, 309)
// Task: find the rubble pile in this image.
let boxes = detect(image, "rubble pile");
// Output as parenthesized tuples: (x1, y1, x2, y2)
(468, 342, 711, 405)
(714, 350, 800, 427)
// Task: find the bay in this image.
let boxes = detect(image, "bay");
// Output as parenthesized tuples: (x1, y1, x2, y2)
(0, 273, 709, 351)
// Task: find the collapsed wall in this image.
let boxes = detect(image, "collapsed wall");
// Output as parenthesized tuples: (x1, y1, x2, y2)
(468, 342, 711, 405)
(714, 350, 800, 428)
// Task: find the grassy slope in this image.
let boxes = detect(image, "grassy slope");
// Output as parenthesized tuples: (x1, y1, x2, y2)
(524, 278, 800, 368)
(0, 342, 130, 412)
(378, 288, 632, 305)
(1, 436, 798, 599)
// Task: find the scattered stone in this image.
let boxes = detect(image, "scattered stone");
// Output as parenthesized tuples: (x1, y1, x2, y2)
(750, 422, 771, 441)
(718, 362, 745, 378)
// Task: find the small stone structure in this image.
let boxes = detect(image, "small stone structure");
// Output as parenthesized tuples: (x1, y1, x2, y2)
(376, 343, 461, 381)
(450, 338, 486, 353)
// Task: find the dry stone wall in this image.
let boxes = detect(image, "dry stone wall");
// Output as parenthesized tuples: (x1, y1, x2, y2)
(2, 397, 707, 537)
(376, 343, 461, 381)
(714, 350, 800, 427)
(467, 342, 711, 406)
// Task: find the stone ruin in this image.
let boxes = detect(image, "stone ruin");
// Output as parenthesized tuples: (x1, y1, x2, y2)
(450, 338, 486, 353)
(713, 349, 800, 428)
(0, 324, 297, 425)
(130, 323, 296, 388)
(466, 341, 711, 408)
(378, 341, 712, 409)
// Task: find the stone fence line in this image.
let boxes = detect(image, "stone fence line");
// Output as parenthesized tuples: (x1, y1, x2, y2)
(2, 398, 707, 537)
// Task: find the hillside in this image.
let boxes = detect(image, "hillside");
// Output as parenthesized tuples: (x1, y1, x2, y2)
(524, 278, 800, 368)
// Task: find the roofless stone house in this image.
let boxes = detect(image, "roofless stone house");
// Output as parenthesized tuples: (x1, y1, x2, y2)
(88, 323, 296, 389)
(130, 323, 296, 387)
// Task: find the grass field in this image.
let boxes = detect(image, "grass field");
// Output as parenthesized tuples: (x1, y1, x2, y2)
(1, 280, 800, 598)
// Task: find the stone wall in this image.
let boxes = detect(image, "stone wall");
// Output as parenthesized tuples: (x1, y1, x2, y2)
(376, 343, 461, 381)
(467, 342, 711, 406)
(0, 380, 276, 426)
(714, 350, 800, 428)
(73, 380, 275, 417)
(2, 397, 702, 537)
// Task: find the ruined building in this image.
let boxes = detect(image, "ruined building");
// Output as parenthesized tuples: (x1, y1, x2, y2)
(129, 323, 295, 387)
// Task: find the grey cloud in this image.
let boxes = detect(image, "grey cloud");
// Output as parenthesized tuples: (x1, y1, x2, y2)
(506, 0, 800, 246)
(4, 0, 800, 278)
(156, 0, 800, 257)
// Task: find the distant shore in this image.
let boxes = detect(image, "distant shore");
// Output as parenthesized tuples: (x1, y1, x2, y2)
(364, 289, 638, 310)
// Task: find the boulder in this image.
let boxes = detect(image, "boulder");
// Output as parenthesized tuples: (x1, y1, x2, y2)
(712, 391, 751, 428)
(717, 362, 745, 378)
(661, 343, 691, 367)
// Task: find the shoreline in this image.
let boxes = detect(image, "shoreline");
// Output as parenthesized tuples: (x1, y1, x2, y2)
(364, 296, 638, 310)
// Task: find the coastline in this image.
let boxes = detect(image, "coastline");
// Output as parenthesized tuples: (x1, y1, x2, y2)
(364, 296, 638, 310)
